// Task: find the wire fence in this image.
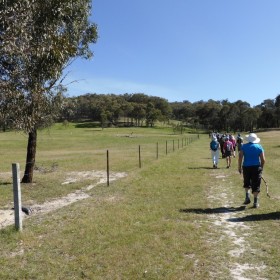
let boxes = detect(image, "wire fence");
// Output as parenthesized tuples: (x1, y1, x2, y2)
(1, 133, 201, 189)
(11, 134, 200, 186)
(4, 134, 201, 230)
(105, 134, 200, 185)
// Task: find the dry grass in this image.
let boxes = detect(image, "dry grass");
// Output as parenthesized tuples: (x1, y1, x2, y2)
(0, 127, 280, 279)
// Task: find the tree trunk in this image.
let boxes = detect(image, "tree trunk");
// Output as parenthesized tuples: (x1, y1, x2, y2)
(21, 129, 37, 183)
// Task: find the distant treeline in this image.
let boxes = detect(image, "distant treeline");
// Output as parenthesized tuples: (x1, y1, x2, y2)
(59, 93, 280, 132)
(1, 93, 280, 132)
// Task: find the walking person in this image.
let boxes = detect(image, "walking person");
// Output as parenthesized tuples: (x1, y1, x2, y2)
(223, 136, 234, 168)
(238, 133, 265, 208)
(210, 135, 220, 168)
(229, 135, 237, 157)
(236, 133, 243, 152)
(219, 134, 226, 158)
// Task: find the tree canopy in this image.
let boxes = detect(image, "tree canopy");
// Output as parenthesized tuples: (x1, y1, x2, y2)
(60, 93, 280, 132)
(0, 0, 98, 182)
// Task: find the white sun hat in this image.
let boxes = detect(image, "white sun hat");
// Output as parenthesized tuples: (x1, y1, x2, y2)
(245, 133, 260, 143)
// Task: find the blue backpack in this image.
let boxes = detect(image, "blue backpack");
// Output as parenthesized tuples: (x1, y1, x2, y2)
(210, 140, 219, 151)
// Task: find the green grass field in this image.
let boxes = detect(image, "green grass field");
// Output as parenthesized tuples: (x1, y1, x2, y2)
(0, 125, 280, 279)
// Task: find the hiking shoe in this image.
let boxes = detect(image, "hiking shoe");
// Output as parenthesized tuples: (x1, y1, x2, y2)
(243, 198, 251, 205)
(253, 203, 259, 208)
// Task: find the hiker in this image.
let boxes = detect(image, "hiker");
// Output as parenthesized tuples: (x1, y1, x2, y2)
(229, 135, 237, 157)
(236, 133, 243, 152)
(219, 134, 226, 158)
(238, 133, 265, 208)
(210, 135, 220, 168)
(223, 136, 234, 168)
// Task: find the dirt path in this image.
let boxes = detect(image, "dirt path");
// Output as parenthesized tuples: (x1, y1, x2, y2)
(0, 170, 127, 230)
(0, 168, 269, 279)
(207, 170, 267, 280)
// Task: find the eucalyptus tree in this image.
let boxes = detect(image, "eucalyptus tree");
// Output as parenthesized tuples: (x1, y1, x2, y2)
(0, 0, 98, 182)
(170, 101, 195, 126)
(128, 93, 150, 104)
(193, 100, 221, 130)
(257, 99, 276, 128)
(149, 96, 172, 122)
(275, 94, 280, 127)
(60, 97, 78, 121)
(219, 103, 231, 132)
(242, 107, 260, 131)
(204, 99, 222, 131)
(251, 107, 262, 130)
(130, 103, 146, 126)
(146, 102, 161, 127)
(119, 100, 133, 126)
(231, 100, 251, 131)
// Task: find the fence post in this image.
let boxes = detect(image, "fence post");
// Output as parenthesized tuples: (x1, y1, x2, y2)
(156, 142, 159, 159)
(166, 140, 168, 155)
(139, 145, 142, 168)
(12, 163, 22, 231)
(173, 140, 175, 152)
(107, 150, 109, 186)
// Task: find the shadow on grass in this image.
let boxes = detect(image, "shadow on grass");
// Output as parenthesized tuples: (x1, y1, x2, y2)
(188, 166, 231, 170)
(179, 206, 246, 214)
(228, 212, 280, 222)
(188, 167, 216, 170)
(75, 122, 101, 128)
(0, 182, 11, 186)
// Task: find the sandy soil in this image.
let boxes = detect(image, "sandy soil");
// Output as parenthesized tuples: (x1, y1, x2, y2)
(207, 172, 267, 280)
(0, 170, 127, 230)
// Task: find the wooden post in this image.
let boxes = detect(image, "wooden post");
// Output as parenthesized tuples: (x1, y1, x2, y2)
(107, 150, 109, 186)
(156, 142, 159, 159)
(12, 163, 22, 231)
(166, 140, 168, 155)
(139, 145, 141, 168)
(173, 140, 175, 152)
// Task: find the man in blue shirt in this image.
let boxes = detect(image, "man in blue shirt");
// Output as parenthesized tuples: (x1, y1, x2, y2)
(238, 133, 265, 208)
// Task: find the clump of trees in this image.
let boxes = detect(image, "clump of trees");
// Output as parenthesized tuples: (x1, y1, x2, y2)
(59, 93, 280, 132)
(61, 93, 172, 127)
(171, 96, 280, 131)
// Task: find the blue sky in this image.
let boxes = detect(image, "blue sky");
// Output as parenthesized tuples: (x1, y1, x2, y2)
(63, 0, 280, 107)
